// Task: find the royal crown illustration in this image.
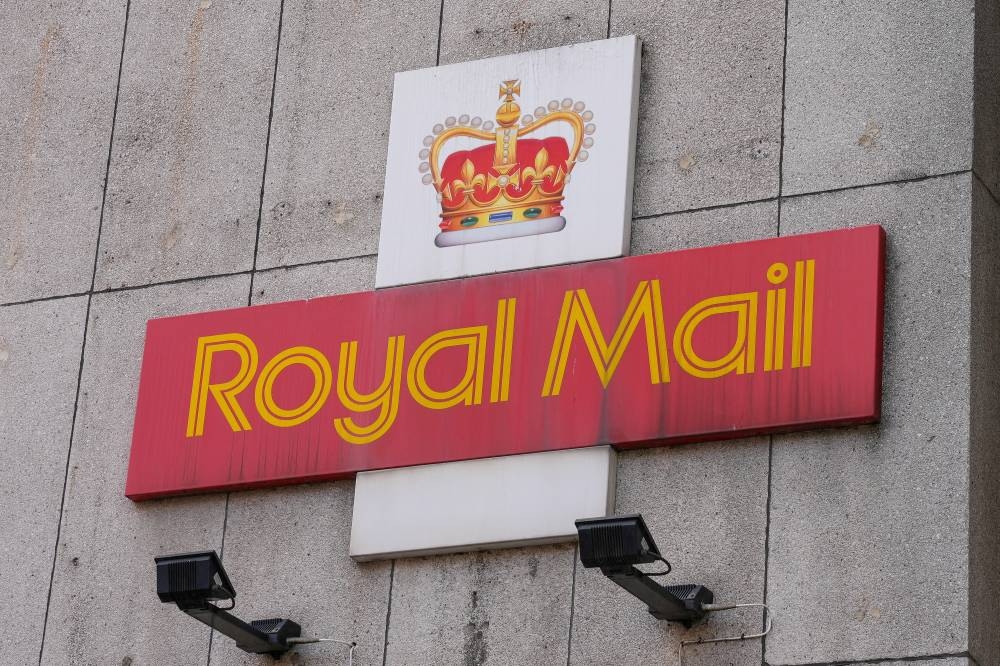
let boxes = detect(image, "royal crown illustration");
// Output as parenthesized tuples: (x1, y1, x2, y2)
(418, 80, 595, 247)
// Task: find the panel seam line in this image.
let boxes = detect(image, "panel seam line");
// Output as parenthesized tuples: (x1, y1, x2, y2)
(246, 0, 286, 308)
(766, 649, 974, 666)
(207, 1, 286, 661)
(973, 169, 1000, 207)
(1, 171, 977, 310)
(381, 560, 395, 666)
(565, 543, 579, 666)
(36, 1, 131, 662)
(434, 0, 444, 65)
(763, 0, 788, 659)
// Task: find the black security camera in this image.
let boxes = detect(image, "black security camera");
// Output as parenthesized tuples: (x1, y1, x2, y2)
(156, 550, 236, 605)
(575, 515, 713, 626)
(155, 551, 301, 656)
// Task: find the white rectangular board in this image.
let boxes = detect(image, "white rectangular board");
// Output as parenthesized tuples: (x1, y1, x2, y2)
(349, 447, 617, 561)
(375, 36, 641, 288)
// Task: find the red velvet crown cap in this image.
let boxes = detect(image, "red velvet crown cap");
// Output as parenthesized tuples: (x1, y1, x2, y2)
(439, 137, 571, 210)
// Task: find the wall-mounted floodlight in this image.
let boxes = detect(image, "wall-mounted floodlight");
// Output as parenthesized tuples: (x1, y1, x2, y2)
(575, 514, 713, 626)
(155, 551, 301, 656)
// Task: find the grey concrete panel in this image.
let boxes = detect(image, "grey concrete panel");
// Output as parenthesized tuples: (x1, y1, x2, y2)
(0, 296, 87, 662)
(255, 1, 440, 270)
(783, 0, 974, 196)
(386, 544, 575, 665)
(209, 482, 392, 666)
(569, 439, 770, 665)
(93, 0, 280, 290)
(970, 179, 1000, 666)
(40, 275, 250, 665)
(438, 0, 608, 65)
(611, 0, 784, 217)
(975, 0, 1000, 198)
(767, 174, 973, 663)
(630, 199, 778, 255)
(0, 1, 126, 303)
(252, 255, 376, 304)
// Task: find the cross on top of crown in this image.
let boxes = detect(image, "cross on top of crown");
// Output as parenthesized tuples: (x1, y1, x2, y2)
(499, 80, 521, 102)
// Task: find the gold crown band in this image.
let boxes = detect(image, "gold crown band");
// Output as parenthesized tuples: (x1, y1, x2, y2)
(440, 201, 564, 232)
(439, 197, 564, 219)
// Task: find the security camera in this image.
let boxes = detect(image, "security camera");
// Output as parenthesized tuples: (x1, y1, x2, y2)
(575, 515, 713, 626)
(155, 551, 301, 656)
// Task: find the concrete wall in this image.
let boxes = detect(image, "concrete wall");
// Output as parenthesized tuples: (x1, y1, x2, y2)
(1, 1, 995, 665)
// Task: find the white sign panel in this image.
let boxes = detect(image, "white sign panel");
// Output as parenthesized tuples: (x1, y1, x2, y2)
(375, 36, 641, 288)
(349, 447, 616, 561)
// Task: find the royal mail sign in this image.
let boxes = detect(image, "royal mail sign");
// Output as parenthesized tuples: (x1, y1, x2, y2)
(126, 225, 885, 500)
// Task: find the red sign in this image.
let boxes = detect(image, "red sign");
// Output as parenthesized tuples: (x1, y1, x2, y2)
(126, 226, 885, 500)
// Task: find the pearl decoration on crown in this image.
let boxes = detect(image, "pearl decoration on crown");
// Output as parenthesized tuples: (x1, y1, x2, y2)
(418, 93, 597, 185)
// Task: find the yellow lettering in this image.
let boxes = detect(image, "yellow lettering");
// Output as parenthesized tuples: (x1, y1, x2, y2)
(333, 336, 405, 445)
(254, 346, 332, 428)
(542, 280, 670, 397)
(764, 262, 788, 372)
(674, 292, 758, 379)
(186, 333, 258, 437)
(791, 259, 816, 368)
(407, 326, 488, 409)
(489, 298, 516, 403)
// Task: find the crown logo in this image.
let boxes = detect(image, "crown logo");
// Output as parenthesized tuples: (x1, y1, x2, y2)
(418, 80, 595, 247)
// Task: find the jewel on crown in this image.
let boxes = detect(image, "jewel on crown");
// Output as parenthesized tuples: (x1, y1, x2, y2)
(418, 80, 596, 247)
